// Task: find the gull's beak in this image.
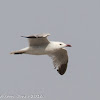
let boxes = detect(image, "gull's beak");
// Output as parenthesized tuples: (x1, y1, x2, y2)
(66, 44, 72, 47)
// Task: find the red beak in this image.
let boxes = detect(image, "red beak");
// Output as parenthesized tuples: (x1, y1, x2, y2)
(66, 44, 72, 47)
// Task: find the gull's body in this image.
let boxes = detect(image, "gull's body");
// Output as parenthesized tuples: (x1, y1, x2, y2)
(11, 33, 71, 75)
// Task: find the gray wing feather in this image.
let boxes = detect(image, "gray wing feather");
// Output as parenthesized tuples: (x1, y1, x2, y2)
(21, 33, 50, 46)
(49, 48, 68, 75)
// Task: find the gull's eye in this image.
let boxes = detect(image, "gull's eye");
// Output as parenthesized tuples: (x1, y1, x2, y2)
(59, 44, 62, 45)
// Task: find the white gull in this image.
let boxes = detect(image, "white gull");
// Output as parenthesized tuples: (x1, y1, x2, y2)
(10, 33, 71, 75)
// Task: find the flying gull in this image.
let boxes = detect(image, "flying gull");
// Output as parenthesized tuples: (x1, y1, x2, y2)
(10, 33, 71, 75)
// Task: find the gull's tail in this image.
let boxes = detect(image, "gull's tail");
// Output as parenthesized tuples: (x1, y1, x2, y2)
(10, 50, 26, 54)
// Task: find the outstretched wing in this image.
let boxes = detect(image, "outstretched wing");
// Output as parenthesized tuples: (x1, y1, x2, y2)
(49, 48, 68, 75)
(21, 33, 50, 46)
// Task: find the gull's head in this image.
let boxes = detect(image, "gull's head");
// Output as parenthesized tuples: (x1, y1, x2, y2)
(52, 42, 72, 50)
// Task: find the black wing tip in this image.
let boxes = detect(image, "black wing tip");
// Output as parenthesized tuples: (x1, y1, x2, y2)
(57, 63, 67, 75)
(21, 36, 36, 38)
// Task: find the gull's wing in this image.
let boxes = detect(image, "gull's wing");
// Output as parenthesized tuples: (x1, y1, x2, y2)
(21, 33, 50, 46)
(49, 48, 68, 75)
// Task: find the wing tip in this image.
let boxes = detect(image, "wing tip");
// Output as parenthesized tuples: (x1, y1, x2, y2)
(21, 36, 28, 38)
(57, 63, 67, 75)
(10, 51, 25, 54)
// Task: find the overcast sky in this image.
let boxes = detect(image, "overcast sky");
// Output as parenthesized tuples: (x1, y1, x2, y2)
(0, 0, 100, 100)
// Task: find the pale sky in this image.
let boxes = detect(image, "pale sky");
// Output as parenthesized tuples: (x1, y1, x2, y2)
(0, 0, 100, 100)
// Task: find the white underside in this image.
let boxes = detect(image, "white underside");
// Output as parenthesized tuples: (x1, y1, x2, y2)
(21, 46, 54, 55)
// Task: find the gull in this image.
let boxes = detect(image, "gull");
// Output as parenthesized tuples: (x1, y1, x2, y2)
(10, 33, 71, 75)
